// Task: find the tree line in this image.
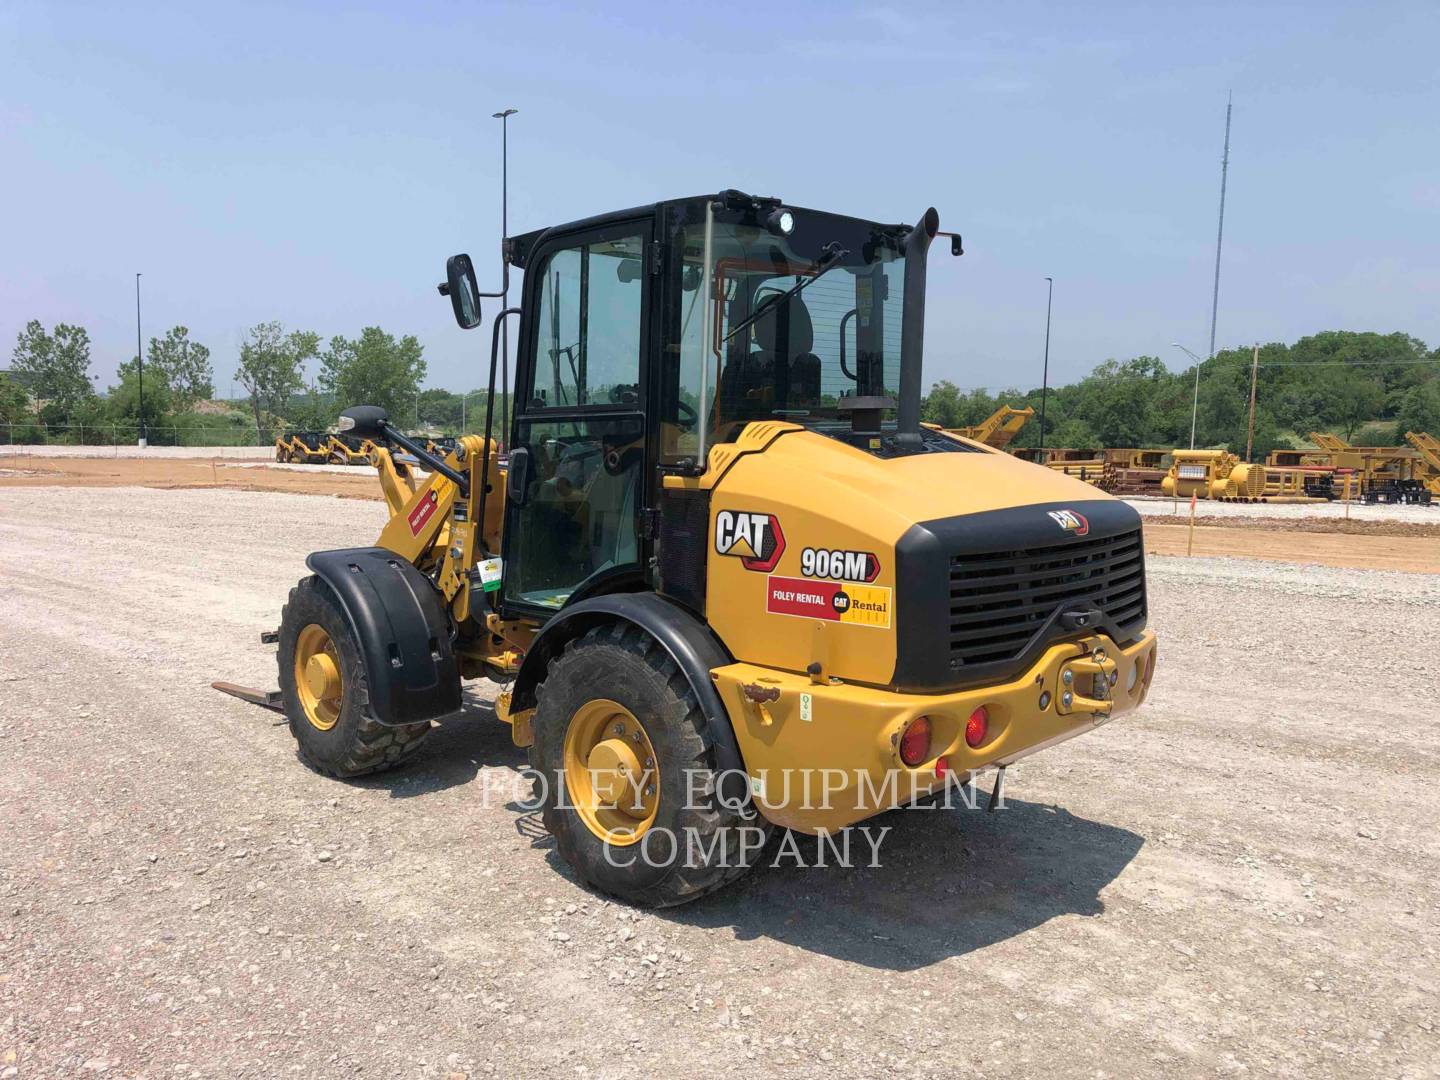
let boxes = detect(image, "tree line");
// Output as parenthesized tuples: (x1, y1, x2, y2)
(2, 319, 445, 444)
(7, 320, 1437, 451)
(921, 330, 1440, 454)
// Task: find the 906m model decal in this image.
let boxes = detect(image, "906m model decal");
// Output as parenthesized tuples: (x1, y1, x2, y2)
(800, 546, 880, 583)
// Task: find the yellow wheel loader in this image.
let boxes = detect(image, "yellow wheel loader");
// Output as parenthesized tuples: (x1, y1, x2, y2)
(275, 430, 332, 465)
(326, 432, 377, 465)
(220, 190, 1157, 907)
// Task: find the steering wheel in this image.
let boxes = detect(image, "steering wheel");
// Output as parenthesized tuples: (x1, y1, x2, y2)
(674, 399, 698, 431)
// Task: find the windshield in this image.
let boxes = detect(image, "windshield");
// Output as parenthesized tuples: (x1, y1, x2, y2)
(662, 207, 907, 461)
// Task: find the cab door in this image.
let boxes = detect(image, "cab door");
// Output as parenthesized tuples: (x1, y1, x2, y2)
(500, 218, 653, 619)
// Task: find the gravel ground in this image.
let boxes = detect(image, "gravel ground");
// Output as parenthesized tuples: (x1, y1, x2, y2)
(1128, 495, 1439, 525)
(2, 487, 1438, 1079)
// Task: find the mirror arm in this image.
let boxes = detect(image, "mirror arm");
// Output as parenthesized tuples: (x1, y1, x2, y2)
(477, 306, 524, 552)
(474, 249, 512, 299)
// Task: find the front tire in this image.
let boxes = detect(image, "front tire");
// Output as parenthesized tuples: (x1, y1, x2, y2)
(529, 624, 771, 907)
(277, 576, 432, 777)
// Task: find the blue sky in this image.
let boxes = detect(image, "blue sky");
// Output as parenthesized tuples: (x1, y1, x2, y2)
(2, 1, 1437, 396)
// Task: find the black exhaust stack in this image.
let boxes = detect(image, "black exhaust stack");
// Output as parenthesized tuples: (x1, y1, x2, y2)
(896, 207, 939, 449)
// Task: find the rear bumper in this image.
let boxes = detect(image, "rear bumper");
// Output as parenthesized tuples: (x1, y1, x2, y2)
(712, 629, 1157, 833)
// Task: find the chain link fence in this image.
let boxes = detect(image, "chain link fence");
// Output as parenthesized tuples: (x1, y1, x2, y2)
(0, 422, 277, 448)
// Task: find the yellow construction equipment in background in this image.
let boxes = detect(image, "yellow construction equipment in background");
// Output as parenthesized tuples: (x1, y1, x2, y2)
(1405, 431, 1440, 495)
(1162, 449, 1266, 501)
(273, 431, 331, 464)
(326, 434, 377, 465)
(948, 405, 1034, 450)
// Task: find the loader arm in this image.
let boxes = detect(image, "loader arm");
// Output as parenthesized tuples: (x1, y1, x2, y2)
(372, 436, 506, 627)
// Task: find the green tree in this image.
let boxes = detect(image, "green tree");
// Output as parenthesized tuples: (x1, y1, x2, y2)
(319, 327, 427, 423)
(1080, 356, 1171, 447)
(418, 388, 463, 430)
(147, 326, 214, 407)
(1393, 381, 1440, 441)
(1047, 418, 1099, 448)
(237, 322, 320, 444)
(108, 361, 174, 431)
(9, 320, 95, 419)
(287, 387, 339, 431)
(1318, 366, 1386, 441)
(0, 372, 29, 425)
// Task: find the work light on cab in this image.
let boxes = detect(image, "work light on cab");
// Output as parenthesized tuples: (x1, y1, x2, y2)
(899, 716, 932, 767)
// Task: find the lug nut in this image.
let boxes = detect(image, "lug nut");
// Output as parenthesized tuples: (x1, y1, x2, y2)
(613, 723, 625, 735)
(644, 786, 655, 797)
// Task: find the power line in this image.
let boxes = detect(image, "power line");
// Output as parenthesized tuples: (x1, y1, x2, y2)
(1203, 357, 1440, 368)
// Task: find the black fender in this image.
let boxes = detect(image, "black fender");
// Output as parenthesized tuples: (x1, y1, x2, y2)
(304, 548, 462, 727)
(512, 593, 750, 799)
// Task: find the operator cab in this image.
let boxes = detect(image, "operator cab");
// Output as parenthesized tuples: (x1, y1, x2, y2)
(442, 190, 962, 620)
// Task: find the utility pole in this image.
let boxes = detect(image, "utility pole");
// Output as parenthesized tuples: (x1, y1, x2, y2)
(135, 273, 146, 447)
(1038, 277, 1053, 452)
(493, 108, 517, 448)
(1208, 93, 1232, 363)
(1245, 342, 1260, 462)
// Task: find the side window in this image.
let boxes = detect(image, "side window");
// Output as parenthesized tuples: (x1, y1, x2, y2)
(530, 233, 645, 409)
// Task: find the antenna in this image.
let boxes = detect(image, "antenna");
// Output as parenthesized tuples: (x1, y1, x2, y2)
(1207, 92, 1232, 362)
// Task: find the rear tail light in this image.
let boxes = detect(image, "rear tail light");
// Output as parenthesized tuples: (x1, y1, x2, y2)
(899, 716, 931, 767)
(965, 706, 989, 748)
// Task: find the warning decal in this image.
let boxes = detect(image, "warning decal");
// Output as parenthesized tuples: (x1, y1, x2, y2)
(407, 491, 439, 536)
(765, 575, 891, 629)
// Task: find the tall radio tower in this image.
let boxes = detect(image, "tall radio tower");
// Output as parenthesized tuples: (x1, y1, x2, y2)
(1207, 92, 1233, 361)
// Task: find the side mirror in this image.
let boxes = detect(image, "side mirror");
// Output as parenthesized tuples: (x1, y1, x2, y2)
(338, 405, 389, 440)
(440, 254, 483, 329)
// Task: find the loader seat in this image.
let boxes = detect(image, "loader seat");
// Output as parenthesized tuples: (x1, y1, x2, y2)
(718, 291, 823, 429)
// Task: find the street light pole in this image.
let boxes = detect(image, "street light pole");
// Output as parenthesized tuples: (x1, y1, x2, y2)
(135, 273, 146, 447)
(1038, 277, 1053, 452)
(1171, 342, 1205, 449)
(492, 107, 517, 448)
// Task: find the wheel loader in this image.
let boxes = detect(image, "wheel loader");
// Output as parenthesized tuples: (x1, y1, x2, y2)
(220, 190, 1157, 907)
(274, 430, 332, 465)
(326, 432, 377, 465)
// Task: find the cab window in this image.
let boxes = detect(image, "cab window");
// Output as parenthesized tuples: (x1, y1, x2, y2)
(530, 233, 646, 409)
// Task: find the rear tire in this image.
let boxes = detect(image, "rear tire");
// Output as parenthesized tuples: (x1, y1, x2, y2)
(529, 623, 771, 907)
(277, 576, 432, 777)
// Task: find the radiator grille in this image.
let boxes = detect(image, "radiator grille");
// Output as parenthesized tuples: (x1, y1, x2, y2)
(948, 529, 1146, 667)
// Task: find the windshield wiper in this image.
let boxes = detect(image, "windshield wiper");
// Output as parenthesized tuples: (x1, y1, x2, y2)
(723, 241, 849, 344)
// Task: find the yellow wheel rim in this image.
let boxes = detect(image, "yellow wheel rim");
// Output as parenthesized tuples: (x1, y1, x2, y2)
(294, 623, 343, 731)
(562, 699, 659, 846)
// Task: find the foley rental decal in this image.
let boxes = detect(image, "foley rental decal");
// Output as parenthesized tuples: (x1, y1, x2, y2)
(407, 490, 440, 536)
(765, 576, 892, 629)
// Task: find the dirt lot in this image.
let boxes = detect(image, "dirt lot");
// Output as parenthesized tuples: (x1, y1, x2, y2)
(2, 486, 1439, 1079)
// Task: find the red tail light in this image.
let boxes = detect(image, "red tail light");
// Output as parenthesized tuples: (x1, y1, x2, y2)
(899, 716, 931, 767)
(965, 706, 989, 748)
